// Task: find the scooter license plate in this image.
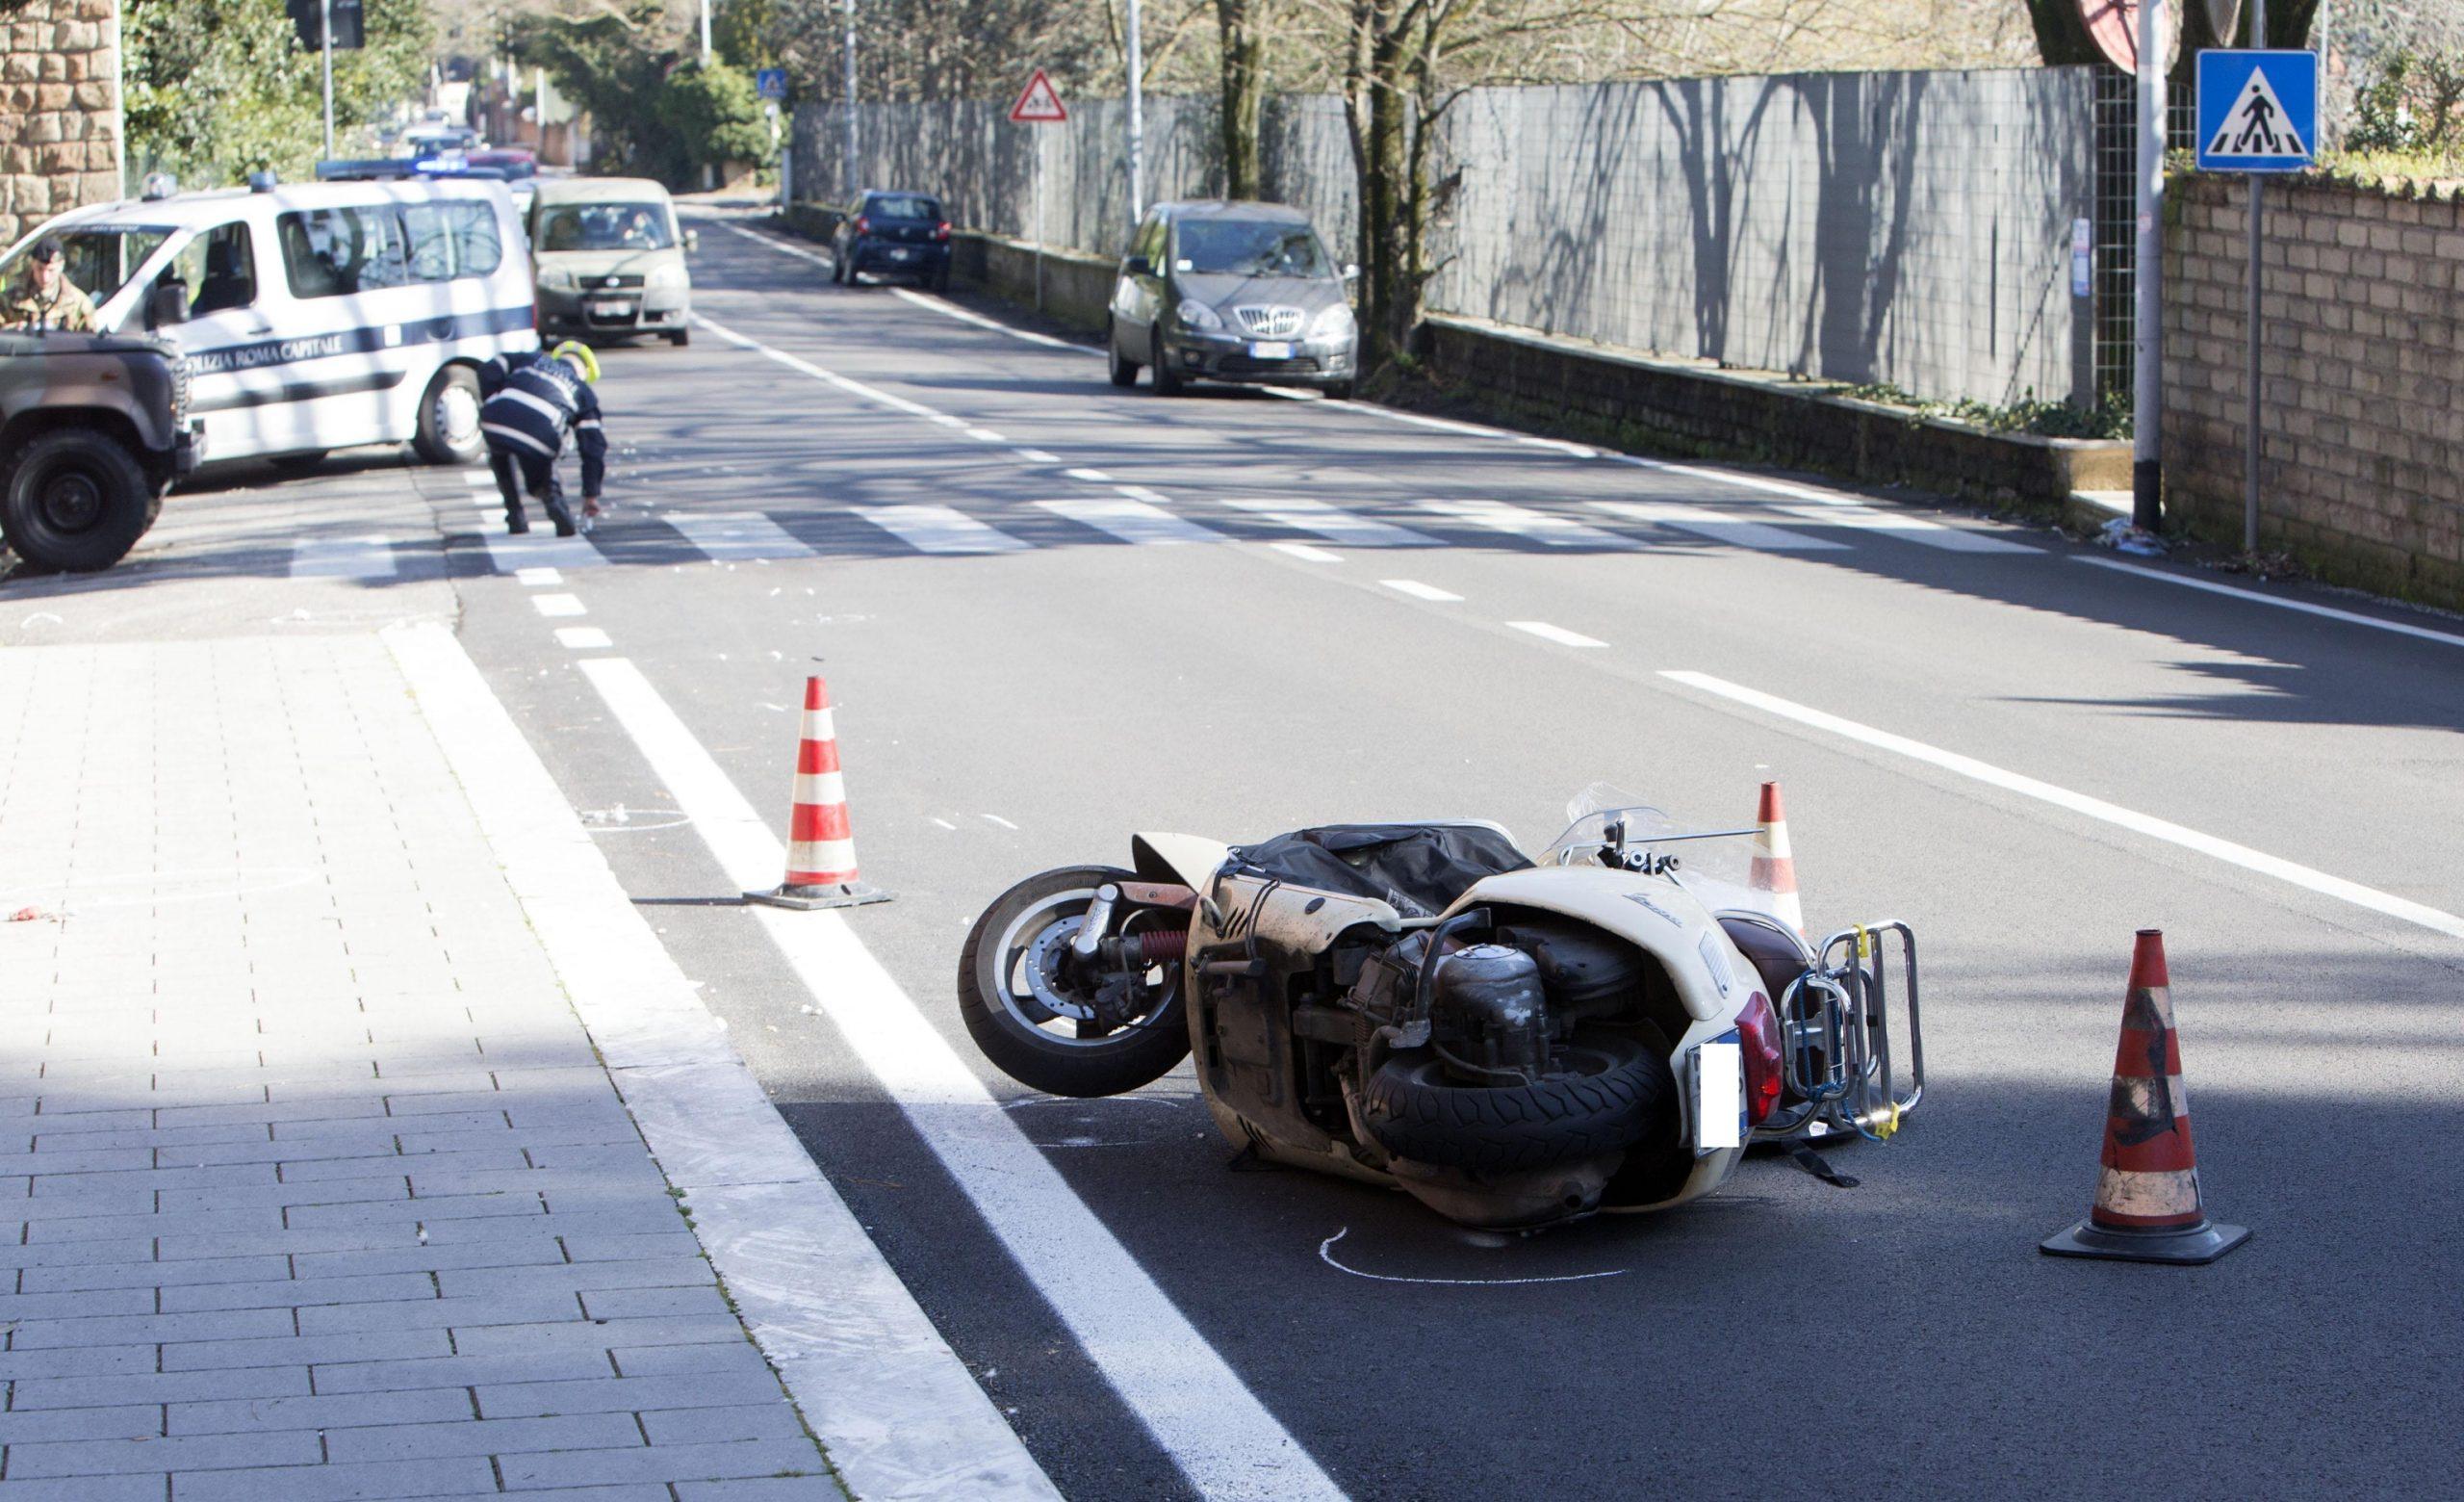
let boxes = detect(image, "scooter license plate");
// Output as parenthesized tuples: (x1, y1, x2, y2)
(1693, 1032, 1745, 1154)
(1247, 341, 1295, 359)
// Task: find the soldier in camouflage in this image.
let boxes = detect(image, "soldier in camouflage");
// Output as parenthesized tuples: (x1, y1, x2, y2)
(3, 239, 98, 334)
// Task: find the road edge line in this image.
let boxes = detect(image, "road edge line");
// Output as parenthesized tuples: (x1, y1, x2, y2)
(381, 620, 1062, 1502)
(2076, 555, 2464, 650)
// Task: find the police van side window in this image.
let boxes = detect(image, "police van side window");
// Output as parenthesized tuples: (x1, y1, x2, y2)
(277, 206, 412, 298)
(402, 202, 502, 281)
(162, 221, 257, 316)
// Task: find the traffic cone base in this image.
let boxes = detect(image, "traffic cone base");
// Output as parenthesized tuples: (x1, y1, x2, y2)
(745, 878, 894, 911)
(2039, 1215, 2249, 1265)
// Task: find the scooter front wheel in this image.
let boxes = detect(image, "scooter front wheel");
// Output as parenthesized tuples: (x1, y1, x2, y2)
(958, 865, 1192, 1098)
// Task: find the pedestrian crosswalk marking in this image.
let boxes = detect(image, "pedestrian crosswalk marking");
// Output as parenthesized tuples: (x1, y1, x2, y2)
(849, 504, 1031, 554)
(1769, 505, 2034, 554)
(1225, 498, 1441, 548)
(662, 511, 817, 561)
(1419, 498, 1636, 549)
(480, 531, 608, 575)
(291, 535, 398, 580)
(1270, 541, 1344, 563)
(1037, 498, 1226, 546)
(1585, 501, 1846, 553)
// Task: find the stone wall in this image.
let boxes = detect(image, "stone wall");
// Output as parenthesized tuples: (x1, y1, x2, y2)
(0, 0, 121, 248)
(2163, 172, 2464, 609)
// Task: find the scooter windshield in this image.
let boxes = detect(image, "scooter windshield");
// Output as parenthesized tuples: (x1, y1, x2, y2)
(1542, 782, 1778, 919)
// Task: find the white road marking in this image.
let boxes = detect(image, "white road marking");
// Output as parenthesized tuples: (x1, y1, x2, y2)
(530, 593, 587, 618)
(1381, 579, 1463, 602)
(469, 493, 498, 509)
(966, 428, 1007, 443)
(553, 626, 613, 650)
(1065, 468, 1114, 482)
(290, 535, 396, 580)
(1270, 541, 1344, 563)
(719, 222, 835, 272)
(462, 470, 497, 488)
(1317, 1228, 1623, 1286)
(1039, 498, 1225, 546)
(1014, 449, 1061, 464)
(1420, 499, 1635, 549)
(1771, 504, 2035, 554)
(2077, 557, 2464, 650)
(1660, 669, 2464, 941)
(387, 626, 1058, 1502)
(1113, 484, 1174, 506)
(928, 816, 959, 831)
(695, 313, 947, 422)
(1585, 500, 1845, 553)
(664, 511, 817, 562)
(849, 504, 1030, 555)
(480, 531, 605, 575)
(578, 657, 1344, 1502)
(887, 286, 1083, 350)
(980, 813, 1019, 830)
(514, 566, 563, 587)
(1508, 620, 1607, 648)
(1225, 498, 1441, 548)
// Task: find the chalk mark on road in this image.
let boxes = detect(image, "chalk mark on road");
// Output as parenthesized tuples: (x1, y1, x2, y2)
(1317, 1228, 1627, 1286)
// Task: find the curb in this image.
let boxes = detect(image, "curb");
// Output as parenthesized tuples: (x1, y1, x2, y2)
(382, 621, 1060, 1502)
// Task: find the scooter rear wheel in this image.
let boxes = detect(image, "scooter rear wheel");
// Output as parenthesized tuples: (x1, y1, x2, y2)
(958, 865, 1192, 1099)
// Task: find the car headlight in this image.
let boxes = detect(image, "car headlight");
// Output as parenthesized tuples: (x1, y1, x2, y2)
(650, 263, 688, 289)
(538, 266, 575, 291)
(1176, 299, 1223, 332)
(1312, 302, 1356, 340)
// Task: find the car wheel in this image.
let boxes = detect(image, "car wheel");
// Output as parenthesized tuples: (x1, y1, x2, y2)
(667, 328, 690, 347)
(1323, 381, 1355, 401)
(0, 428, 157, 572)
(1150, 328, 1185, 396)
(1107, 319, 1141, 387)
(957, 865, 1193, 1099)
(413, 364, 486, 465)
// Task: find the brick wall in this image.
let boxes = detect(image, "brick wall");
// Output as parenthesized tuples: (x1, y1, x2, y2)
(0, 0, 121, 248)
(2163, 173, 2464, 609)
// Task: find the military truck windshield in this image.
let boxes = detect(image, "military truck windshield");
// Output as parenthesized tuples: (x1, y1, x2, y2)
(536, 204, 674, 252)
(1173, 220, 1329, 278)
(0, 226, 171, 306)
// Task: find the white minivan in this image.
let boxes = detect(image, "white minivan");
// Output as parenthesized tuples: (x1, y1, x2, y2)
(1, 176, 538, 466)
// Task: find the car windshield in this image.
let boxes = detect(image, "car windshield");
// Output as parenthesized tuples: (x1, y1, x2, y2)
(866, 195, 939, 220)
(1542, 782, 1767, 913)
(0, 225, 171, 308)
(536, 204, 674, 252)
(1174, 218, 1329, 277)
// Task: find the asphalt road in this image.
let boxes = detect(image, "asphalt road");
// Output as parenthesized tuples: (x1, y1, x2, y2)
(64, 210, 2464, 1498)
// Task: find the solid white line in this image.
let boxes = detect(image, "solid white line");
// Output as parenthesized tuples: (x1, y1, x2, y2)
(663, 511, 816, 562)
(531, 593, 586, 618)
(577, 657, 1344, 1502)
(1660, 669, 2464, 941)
(382, 625, 1058, 1502)
(290, 536, 397, 580)
(2076, 557, 2464, 650)
(553, 627, 613, 650)
(1381, 579, 1462, 602)
(1270, 541, 1344, 564)
(849, 504, 1031, 555)
(1508, 620, 1607, 648)
(1585, 501, 1845, 554)
(1039, 498, 1225, 546)
(694, 312, 946, 422)
(886, 286, 1082, 350)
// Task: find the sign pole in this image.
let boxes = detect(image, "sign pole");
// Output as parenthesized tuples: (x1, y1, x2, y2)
(1035, 131, 1046, 313)
(1125, 0, 1145, 222)
(841, 0, 859, 198)
(2133, 0, 2168, 533)
(2244, 0, 2267, 556)
(321, 0, 335, 159)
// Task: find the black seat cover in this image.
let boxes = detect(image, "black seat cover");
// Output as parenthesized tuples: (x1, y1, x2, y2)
(1229, 824, 1531, 919)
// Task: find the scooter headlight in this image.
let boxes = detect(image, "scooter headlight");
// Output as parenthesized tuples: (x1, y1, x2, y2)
(1176, 298, 1223, 332)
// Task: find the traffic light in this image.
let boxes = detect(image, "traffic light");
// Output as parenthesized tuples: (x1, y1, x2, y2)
(284, 0, 365, 50)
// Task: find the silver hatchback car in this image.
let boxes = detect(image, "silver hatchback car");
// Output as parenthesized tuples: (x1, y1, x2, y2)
(1107, 200, 1359, 400)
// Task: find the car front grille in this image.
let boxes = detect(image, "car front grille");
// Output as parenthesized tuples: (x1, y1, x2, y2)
(586, 274, 644, 290)
(1221, 354, 1322, 376)
(1232, 305, 1304, 338)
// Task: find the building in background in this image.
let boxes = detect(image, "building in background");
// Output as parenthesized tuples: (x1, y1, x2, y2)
(468, 58, 588, 168)
(0, 0, 124, 246)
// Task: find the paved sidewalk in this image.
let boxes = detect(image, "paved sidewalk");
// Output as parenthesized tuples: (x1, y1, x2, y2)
(0, 632, 841, 1499)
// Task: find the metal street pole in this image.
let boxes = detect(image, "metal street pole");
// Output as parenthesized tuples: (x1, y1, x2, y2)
(700, 0, 712, 65)
(841, 0, 859, 197)
(1125, 0, 1144, 221)
(2244, 0, 2268, 555)
(321, 0, 335, 159)
(2132, 0, 2168, 532)
(1035, 130, 1045, 312)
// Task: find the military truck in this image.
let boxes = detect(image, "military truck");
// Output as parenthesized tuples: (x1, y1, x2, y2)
(0, 329, 198, 572)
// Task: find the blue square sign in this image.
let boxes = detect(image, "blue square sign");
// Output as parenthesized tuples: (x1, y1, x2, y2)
(755, 67, 787, 101)
(2196, 50, 2318, 173)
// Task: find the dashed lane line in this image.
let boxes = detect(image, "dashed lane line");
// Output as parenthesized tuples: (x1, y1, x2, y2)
(1507, 620, 1608, 648)
(1381, 579, 1463, 602)
(577, 655, 1348, 1502)
(1660, 669, 2464, 942)
(552, 626, 612, 650)
(1270, 541, 1344, 563)
(530, 593, 586, 618)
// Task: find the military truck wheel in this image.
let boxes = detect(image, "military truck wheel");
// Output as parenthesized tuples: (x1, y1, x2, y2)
(1, 428, 154, 572)
(413, 365, 486, 465)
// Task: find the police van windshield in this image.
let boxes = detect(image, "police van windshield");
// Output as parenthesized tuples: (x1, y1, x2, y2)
(1, 225, 171, 306)
(1173, 219, 1329, 278)
(536, 204, 674, 252)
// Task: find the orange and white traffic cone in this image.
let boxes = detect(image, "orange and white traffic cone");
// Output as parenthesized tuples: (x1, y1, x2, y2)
(2040, 930, 2247, 1264)
(744, 675, 893, 911)
(1747, 780, 1804, 937)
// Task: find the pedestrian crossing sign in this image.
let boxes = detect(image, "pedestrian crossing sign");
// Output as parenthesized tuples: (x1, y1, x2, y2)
(2196, 49, 2317, 172)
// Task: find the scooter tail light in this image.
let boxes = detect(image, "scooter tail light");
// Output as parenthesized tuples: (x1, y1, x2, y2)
(1737, 991, 1784, 1126)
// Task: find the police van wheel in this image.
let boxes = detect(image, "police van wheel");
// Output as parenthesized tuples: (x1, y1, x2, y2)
(414, 366, 486, 465)
(1, 429, 154, 573)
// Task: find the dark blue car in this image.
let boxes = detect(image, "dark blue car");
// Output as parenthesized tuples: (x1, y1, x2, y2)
(830, 191, 951, 291)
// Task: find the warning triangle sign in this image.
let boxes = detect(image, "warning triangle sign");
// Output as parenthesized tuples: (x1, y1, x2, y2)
(2204, 66, 2307, 159)
(1009, 69, 1067, 124)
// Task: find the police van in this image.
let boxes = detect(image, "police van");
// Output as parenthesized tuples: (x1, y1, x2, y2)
(0, 175, 537, 467)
